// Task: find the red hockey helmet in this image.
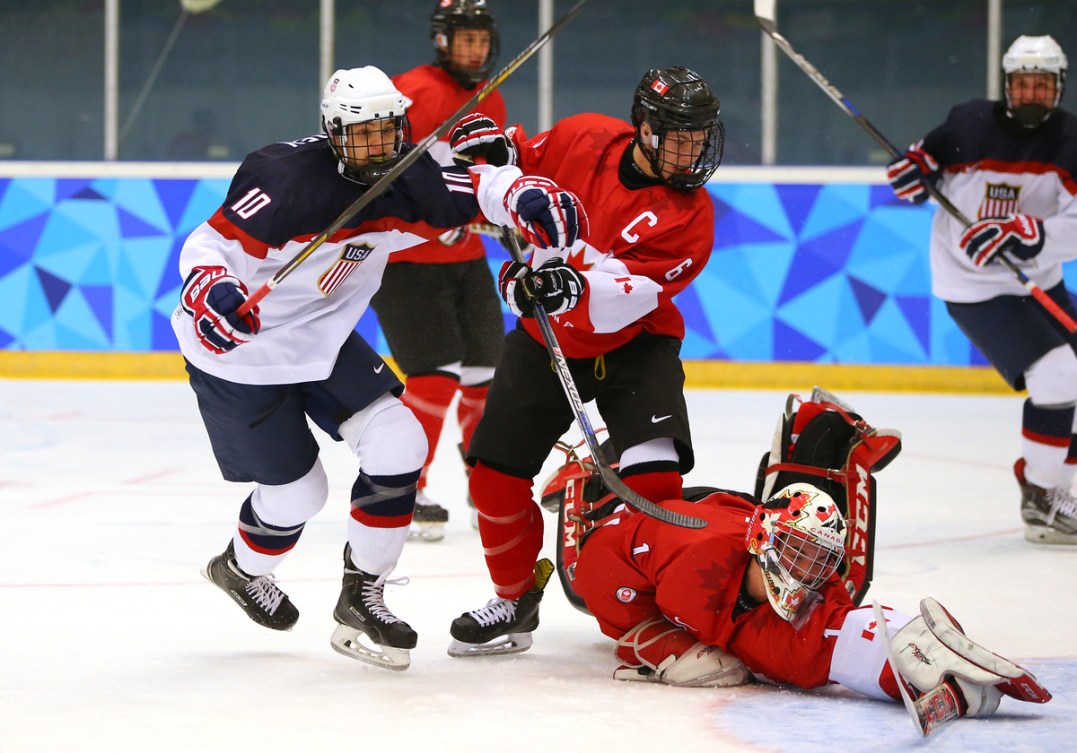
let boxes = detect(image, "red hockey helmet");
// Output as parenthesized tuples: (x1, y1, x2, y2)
(747, 483, 846, 624)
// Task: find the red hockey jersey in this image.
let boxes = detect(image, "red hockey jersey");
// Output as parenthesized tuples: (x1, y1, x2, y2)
(574, 491, 857, 688)
(509, 113, 715, 357)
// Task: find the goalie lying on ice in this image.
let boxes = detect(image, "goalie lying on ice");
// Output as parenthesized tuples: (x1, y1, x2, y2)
(548, 388, 1050, 736)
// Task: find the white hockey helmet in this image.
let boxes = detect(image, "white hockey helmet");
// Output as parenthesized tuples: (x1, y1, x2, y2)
(746, 483, 846, 624)
(320, 67, 411, 184)
(1002, 35, 1067, 127)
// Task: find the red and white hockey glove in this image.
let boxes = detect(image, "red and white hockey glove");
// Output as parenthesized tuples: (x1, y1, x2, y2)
(959, 214, 1045, 268)
(505, 176, 588, 250)
(498, 257, 586, 318)
(180, 265, 260, 354)
(886, 141, 939, 204)
(448, 113, 517, 167)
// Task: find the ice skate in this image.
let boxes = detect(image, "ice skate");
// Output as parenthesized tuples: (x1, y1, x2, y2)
(1015, 459, 1077, 545)
(330, 545, 417, 671)
(448, 559, 553, 657)
(408, 490, 449, 542)
(201, 540, 299, 631)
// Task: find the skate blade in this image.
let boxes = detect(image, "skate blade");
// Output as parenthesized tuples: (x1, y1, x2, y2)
(408, 522, 445, 543)
(330, 624, 410, 671)
(447, 631, 533, 658)
(920, 598, 1051, 704)
(1024, 524, 1077, 546)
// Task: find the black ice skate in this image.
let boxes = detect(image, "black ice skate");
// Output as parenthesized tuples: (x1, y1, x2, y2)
(330, 544, 417, 671)
(201, 540, 299, 631)
(448, 559, 554, 657)
(408, 491, 449, 542)
(1015, 459, 1077, 545)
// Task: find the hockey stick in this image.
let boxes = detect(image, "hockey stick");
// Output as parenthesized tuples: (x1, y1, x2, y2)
(754, 0, 1077, 334)
(235, 0, 589, 317)
(500, 228, 705, 529)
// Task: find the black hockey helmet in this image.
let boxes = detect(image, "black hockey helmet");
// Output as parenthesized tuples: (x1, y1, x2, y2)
(631, 66, 724, 190)
(430, 0, 500, 88)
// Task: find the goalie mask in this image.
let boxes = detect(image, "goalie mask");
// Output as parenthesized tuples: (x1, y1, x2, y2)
(431, 0, 500, 89)
(320, 67, 411, 185)
(1002, 35, 1067, 129)
(631, 66, 724, 190)
(747, 483, 846, 624)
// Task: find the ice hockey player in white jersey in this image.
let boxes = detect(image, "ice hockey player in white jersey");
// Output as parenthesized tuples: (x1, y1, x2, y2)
(172, 65, 586, 670)
(887, 35, 1077, 545)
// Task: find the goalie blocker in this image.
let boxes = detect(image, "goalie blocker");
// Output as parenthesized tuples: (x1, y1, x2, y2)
(543, 387, 901, 613)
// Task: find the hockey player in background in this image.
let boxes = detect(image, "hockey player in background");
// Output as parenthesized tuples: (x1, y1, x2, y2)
(443, 66, 725, 657)
(887, 35, 1077, 545)
(370, 0, 509, 542)
(172, 65, 586, 670)
(552, 391, 1050, 737)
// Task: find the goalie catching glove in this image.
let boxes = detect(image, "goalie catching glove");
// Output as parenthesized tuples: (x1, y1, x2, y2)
(180, 265, 260, 354)
(877, 598, 1050, 737)
(959, 214, 1045, 268)
(498, 258, 586, 317)
(449, 113, 517, 167)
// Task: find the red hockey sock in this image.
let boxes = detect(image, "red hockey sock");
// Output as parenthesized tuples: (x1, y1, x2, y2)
(401, 373, 459, 489)
(457, 383, 489, 454)
(620, 470, 683, 506)
(469, 461, 543, 598)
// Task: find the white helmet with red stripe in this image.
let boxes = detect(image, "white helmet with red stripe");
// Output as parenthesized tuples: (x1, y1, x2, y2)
(746, 483, 846, 623)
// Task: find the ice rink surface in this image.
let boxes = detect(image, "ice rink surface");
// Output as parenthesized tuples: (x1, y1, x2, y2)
(2, 379, 1075, 753)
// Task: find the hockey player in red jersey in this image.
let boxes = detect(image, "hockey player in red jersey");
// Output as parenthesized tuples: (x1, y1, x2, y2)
(557, 391, 1051, 737)
(887, 35, 1077, 545)
(174, 65, 585, 671)
(444, 66, 725, 657)
(370, 0, 509, 542)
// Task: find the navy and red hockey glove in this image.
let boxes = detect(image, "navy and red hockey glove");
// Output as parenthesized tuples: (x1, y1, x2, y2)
(505, 176, 588, 250)
(498, 257, 586, 318)
(886, 140, 939, 204)
(449, 113, 517, 167)
(959, 214, 1046, 268)
(180, 265, 260, 354)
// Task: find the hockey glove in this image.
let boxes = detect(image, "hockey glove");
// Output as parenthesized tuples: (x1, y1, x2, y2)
(449, 113, 517, 167)
(886, 141, 939, 204)
(959, 214, 1045, 268)
(180, 265, 260, 354)
(505, 175, 588, 250)
(498, 257, 586, 318)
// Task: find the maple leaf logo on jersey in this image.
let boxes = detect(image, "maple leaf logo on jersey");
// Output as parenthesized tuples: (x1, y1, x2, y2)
(979, 182, 1021, 220)
(317, 243, 373, 296)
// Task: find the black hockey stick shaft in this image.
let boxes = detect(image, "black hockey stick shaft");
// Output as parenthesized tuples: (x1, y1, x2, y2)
(237, 0, 589, 317)
(754, 0, 1077, 334)
(500, 229, 705, 529)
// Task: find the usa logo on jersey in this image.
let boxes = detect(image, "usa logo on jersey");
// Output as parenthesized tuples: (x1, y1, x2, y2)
(979, 182, 1020, 219)
(318, 243, 373, 296)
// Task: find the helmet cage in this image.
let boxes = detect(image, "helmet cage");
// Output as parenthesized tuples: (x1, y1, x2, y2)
(320, 67, 411, 185)
(430, 0, 500, 87)
(1002, 35, 1068, 128)
(747, 484, 846, 624)
(631, 66, 724, 190)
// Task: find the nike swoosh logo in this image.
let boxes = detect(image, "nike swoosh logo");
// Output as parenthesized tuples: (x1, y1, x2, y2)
(651, 414, 671, 423)
(374, 364, 385, 374)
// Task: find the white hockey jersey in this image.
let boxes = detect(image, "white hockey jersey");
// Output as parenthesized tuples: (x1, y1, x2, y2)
(920, 100, 1077, 303)
(171, 135, 519, 384)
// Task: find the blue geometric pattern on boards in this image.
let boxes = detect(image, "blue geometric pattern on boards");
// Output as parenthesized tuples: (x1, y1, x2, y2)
(0, 173, 1028, 366)
(0, 177, 229, 351)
